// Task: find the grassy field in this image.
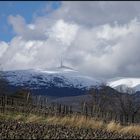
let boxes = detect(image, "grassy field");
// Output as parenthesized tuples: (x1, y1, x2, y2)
(0, 112, 140, 137)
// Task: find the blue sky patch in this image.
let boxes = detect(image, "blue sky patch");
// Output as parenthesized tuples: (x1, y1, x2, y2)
(0, 1, 61, 42)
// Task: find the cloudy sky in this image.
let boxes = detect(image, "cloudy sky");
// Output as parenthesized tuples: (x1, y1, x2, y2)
(0, 1, 140, 79)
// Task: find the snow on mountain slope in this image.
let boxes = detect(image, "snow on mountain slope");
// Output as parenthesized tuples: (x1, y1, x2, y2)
(4, 64, 140, 95)
(107, 78, 140, 93)
(3, 66, 101, 90)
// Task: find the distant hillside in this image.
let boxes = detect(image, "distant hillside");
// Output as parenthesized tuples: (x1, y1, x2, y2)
(2, 67, 101, 97)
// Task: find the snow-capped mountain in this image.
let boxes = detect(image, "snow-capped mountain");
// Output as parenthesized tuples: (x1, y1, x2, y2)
(3, 66, 101, 97)
(2, 64, 140, 97)
(107, 77, 140, 94)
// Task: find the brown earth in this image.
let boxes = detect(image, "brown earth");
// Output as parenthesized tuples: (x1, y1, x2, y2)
(0, 120, 140, 139)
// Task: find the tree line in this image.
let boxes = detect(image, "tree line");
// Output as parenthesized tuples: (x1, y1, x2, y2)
(0, 70, 140, 124)
(87, 84, 140, 123)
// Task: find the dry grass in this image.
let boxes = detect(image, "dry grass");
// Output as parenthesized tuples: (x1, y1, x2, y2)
(106, 121, 140, 136)
(120, 124, 140, 136)
(0, 112, 140, 136)
(106, 121, 122, 132)
(46, 115, 104, 130)
(25, 114, 44, 123)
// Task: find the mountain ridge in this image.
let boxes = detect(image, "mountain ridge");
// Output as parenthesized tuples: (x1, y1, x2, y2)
(107, 77, 140, 93)
(2, 67, 140, 96)
(2, 67, 101, 97)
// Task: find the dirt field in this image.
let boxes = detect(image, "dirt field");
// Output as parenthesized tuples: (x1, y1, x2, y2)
(0, 120, 140, 139)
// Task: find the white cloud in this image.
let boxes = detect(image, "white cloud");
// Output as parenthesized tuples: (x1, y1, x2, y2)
(1, 2, 140, 79)
(28, 24, 35, 30)
(48, 19, 79, 46)
(0, 41, 8, 57)
(51, 1, 140, 26)
(8, 15, 47, 40)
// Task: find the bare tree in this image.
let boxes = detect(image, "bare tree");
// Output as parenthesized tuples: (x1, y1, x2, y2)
(12, 88, 32, 100)
(88, 83, 140, 123)
(88, 84, 117, 112)
(0, 69, 9, 95)
(116, 87, 140, 123)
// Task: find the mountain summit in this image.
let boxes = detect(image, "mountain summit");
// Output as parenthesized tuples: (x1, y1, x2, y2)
(3, 67, 101, 97)
(107, 77, 140, 93)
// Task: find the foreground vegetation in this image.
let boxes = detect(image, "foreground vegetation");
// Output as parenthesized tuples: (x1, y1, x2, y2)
(0, 71, 140, 139)
(0, 112, 140, 139)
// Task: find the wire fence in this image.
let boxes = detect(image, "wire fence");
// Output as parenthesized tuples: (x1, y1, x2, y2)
(0, 95, 139, 125)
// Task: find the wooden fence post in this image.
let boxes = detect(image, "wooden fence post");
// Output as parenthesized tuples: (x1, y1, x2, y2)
(82, 102, 86, 115)
(92, 106, 94, 117)
(90, 106, 93, 117)
(85, 105, 88, 119)
(5, 95, 7, 113)
(110, 111, 112, 121)
(122, 114, 124, 125)
(1, 96, 3, 113)
(51, 103, 55, 115)
(26, 92, 30, 103)
(115, 114, 117, 122)
(2, 96, 5, 114)
(70, 106, 72, 114)
(0, 97, 1, 113)
(63, 105, 65, 114)
(132, 114, 135, 123)
(59, 104, 61, 115)
(101, 111, 103, 118)
(65, 105, 68, 115)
